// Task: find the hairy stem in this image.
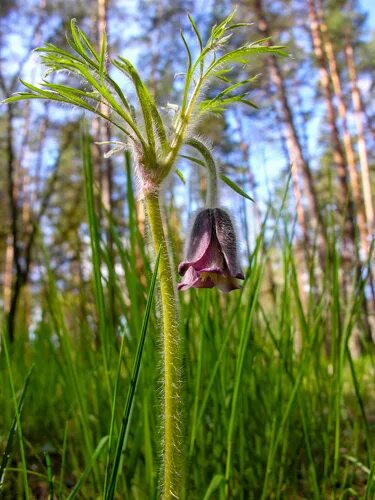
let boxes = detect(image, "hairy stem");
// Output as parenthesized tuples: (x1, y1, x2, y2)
(145, 190, 181, 499)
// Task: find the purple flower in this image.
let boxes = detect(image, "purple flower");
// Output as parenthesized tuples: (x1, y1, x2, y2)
(178, 208, 244, 293)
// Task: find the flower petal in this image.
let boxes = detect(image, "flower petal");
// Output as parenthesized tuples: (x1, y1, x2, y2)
(194, 233, 225, 274)
(177, 266, 215, 291)
(178, 209, 213, 276)
(213, 208, 244, 279)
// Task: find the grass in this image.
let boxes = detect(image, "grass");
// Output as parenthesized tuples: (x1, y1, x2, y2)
(1, 142, 374, 499)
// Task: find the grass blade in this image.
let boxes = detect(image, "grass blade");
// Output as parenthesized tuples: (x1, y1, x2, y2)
(104, 249, 161, 500)
(203, 474, 225, 500)
(66, 436, 109, 500)
(0, 365, 33, 491)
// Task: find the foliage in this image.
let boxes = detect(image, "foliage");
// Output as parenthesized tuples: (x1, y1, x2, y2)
(4, 15, 286, 182)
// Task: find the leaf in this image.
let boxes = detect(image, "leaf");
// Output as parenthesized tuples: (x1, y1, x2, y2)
(104, 249, 161, 500)
(203, 474, 226, 500)
(200, 94, 258, 114)
(179, 154, 205, 168)
(185, 138, 216, 175)
(70, 19, 88, 59)
(45, 452, 54, 499)
(175, 168, 186, 184)
(180, 29, 192, 71)
(68, 19, 100, 66)
(66, 436, 109, 500)
(220, 174, 255, 202)
(212, 44, 288, 70)
(228, 22, 253, 29)
(209, 10, 236, 45)
(99, 31, 107, 80)
(0, 366, 34, 490)
(188, 13, 203, 52)
(77, 26, 100, 62)
(114, 57, 167, 150)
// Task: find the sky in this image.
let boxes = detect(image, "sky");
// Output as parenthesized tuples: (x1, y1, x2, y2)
(363, 0, 375, 27)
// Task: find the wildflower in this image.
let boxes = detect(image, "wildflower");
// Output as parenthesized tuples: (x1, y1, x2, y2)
(178, 208, 244, 292)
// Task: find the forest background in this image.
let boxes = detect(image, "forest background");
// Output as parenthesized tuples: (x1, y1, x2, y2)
(1, 0, 375, 498)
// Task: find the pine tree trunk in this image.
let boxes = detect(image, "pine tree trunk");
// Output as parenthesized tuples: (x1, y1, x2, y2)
(345, 42, 374, 231)
(254, 0, 327, 266)
(5, 103, 19, 342)
(315, 0, 369, 258)
(96, 0, 116, 330)
(308, 0, 374, 345)
(3, 234, 14, 314)
(307, 0, 356, 260)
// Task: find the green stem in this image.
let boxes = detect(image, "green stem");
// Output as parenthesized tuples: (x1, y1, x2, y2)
(185, 138, 218, 208)
(145, 190, 181, 499)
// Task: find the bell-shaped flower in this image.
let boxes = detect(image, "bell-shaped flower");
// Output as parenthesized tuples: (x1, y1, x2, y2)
(178, 208, 244, 292)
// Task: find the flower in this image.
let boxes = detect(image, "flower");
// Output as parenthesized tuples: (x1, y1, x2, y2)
(178, 208, 244, 292)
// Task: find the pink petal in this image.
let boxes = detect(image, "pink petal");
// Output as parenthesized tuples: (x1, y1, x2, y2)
(178, 209, 213, 276)
(193, 233, 225, 274)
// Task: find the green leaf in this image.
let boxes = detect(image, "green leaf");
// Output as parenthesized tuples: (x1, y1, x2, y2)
(220, 174, 255, 202)
(209, 10, 236, 45)
(114, 57, 167, 150)
(70, 19, 86, 56)
(77, 26, 100, 62)
(200, 93, 258, 114)
(212, 44, 288, 70)
(179, 154, 205, 168)
(188, 13, 203, 52)
(104, 249, 161, 500)
(0, 366, 34, 490)
(175, 168, 186, 184)
(45, 452, 54, 499)
(180, 29, 192, 71)
(69, 19, 99, 65)
(228, 22, 253, 30)
(203, 474, 226, 500)
(66, 436, 109, 500)
(99, 31, 107, 80)
(185, 138, 216, 175)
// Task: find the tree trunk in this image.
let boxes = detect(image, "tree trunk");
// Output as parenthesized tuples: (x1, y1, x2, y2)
(315, 0, 369, 258)
(96, 0, 116, 331)
(5, 103, 20, 342)
(307, 0, 356, 260)
(96, 0, 114, 219)
(345, 42, 374, 231)
(3, 234, 14, 314)
(308, 0, 373, 344)
(254, 0, 327, 266)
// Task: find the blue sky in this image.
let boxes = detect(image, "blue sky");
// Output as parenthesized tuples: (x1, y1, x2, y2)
(362, 0, 375, 27)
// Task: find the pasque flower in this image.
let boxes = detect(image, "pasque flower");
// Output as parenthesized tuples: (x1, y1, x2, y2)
(178, 208, 244, 292)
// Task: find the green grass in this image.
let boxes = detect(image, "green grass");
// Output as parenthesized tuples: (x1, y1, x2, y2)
(1, 144, 374, 499)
